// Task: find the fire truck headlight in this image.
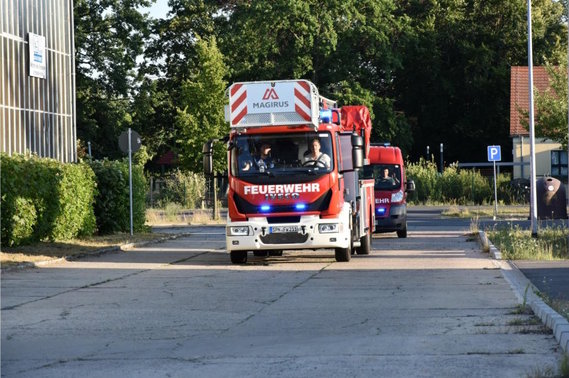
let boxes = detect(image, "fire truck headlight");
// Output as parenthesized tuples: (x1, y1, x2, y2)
(391, 190, 404, 203)
(318, 223, 339, 233)
(227, 226, 250, 236)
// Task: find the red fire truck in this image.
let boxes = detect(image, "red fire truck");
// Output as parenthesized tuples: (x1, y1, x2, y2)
(363, 145, 415, 238)
(203, 80, 375, 263)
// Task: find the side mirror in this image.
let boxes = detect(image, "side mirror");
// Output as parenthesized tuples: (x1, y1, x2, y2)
(202, 140, 214, 176)
(406, 179, 415, 193)
(351, 134, 363, 170)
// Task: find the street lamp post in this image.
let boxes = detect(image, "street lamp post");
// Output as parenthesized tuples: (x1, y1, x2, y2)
(527, 0, 538, 237)
(567, 0, 569, 210)
(440, 143, 444, 173)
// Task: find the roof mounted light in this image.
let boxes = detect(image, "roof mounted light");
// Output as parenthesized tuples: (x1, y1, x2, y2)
(319, 109, 332, 123)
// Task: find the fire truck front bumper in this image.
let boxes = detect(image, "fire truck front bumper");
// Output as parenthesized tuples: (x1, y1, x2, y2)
(375, 204, 407, 232)
(226, 214, 351, 252)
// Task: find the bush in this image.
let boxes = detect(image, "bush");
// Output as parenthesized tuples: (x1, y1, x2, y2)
(88, 159, 147, 234)
(1, 154, 97, 246)
(152, 170, 206, 209)
(10, 197, 37, 245)
(406, 157, 440, 203)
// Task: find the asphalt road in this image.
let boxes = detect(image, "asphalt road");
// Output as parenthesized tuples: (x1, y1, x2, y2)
(1, 210, 566, 377)
(406, 206, 569, 302)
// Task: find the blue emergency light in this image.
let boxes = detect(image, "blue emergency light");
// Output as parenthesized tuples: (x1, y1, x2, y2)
(295, 203, 307, 211)
(260, 205, 272, 212)
(376, 207, 386, 215)
(319, 109, 332, 123)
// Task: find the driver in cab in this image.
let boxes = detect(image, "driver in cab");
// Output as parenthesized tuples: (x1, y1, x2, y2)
(380, 167, 399, 185)
(303, 138, 330, 169)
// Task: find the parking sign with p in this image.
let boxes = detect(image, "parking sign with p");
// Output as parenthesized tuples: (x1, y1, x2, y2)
(487, 145, 501, 162)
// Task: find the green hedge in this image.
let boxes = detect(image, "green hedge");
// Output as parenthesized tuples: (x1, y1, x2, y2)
(88, 159, 146, 234)
(1, 154, 97, 246)
(406, 158, 522, 205)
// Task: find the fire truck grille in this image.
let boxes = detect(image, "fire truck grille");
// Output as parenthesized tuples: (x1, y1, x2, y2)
(260, 232, 309, 244)
(234, 190, 332, 214)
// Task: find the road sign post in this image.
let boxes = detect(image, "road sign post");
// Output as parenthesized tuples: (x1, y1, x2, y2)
(487, 146, 501, 220)
(119, 129, 142, 236)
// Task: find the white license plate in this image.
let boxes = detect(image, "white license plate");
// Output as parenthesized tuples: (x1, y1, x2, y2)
(270, 226, 299, 233)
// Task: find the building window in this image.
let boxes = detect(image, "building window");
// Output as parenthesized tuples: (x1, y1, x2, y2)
(551, 150, 568, 177)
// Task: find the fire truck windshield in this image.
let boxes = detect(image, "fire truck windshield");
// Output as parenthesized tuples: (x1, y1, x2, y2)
(363, 164, 402, 190)
(231, 132, 334, 177)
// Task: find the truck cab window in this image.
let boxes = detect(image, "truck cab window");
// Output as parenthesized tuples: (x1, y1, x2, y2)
(232, 133, 333, 177)
(363, 164, 402, 190)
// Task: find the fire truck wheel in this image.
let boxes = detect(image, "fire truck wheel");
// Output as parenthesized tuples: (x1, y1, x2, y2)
(230, 251, 248, 264)
(397, 226, 408, 238)
(357, 231, 371, 255)
(335, 246, 351, 262)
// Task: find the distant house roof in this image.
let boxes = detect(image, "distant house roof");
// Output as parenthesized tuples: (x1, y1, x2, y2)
(510, 66, 551, 136)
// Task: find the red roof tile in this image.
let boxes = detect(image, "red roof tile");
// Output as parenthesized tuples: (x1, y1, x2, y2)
(510, 66, 552, 136)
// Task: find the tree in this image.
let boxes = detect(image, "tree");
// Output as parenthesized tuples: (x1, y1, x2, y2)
(74, 0, 151, 158)
(394, 0, 566, 163)
(175, 37, 228, 173)
(130, 78, 176, 167)
(534, 57, 569, 148)
(220, 0, 411, 152)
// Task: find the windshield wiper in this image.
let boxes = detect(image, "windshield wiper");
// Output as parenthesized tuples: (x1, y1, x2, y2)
(260, 170, 275, 177)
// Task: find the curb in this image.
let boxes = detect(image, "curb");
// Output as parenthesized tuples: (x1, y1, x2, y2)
(478, 230, 502, 260)
(478, 230, 569, 354)
(1, 232, 194, 273)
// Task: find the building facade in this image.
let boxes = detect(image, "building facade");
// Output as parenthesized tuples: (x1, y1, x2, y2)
(1, 0, 76, 162)
(510, 66, 568, 182)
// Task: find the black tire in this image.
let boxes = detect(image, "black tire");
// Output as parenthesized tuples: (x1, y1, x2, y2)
(253, 251, 269, 257)
(335, 245, 351, 262)
(268, 250, 283, 256)
(356, 230, 371, 255)
(397, 225, 407, 238)
(230, 251, 248, 264)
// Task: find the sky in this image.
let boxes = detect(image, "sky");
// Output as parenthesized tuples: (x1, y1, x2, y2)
(145, 0, 170, 19)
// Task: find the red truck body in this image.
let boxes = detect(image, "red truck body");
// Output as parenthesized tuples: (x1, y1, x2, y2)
(364, 145, 413, 238)
(216, 80, 375, 263)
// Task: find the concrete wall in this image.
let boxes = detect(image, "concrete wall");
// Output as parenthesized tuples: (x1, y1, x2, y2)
(1, 0, 76, 162)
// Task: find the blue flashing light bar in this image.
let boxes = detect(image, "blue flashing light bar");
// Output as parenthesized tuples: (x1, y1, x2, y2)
(319, 109, 332, 123)
(260, 205, 271, 212)
(295, 203, 307, 211)
(376, 207, 386, 215)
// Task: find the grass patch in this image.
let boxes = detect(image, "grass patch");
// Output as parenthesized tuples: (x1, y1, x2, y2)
(547, 298, 569, 322)
(146, 208, 224, 225)
(442, 205, 530, 219)
(1, 232, 168, 267)
(535, 290, 569, 323)
(488, 225, 569, 260)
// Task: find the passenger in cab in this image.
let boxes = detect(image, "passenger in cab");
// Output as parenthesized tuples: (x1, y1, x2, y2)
(243, 143, 274, 172)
